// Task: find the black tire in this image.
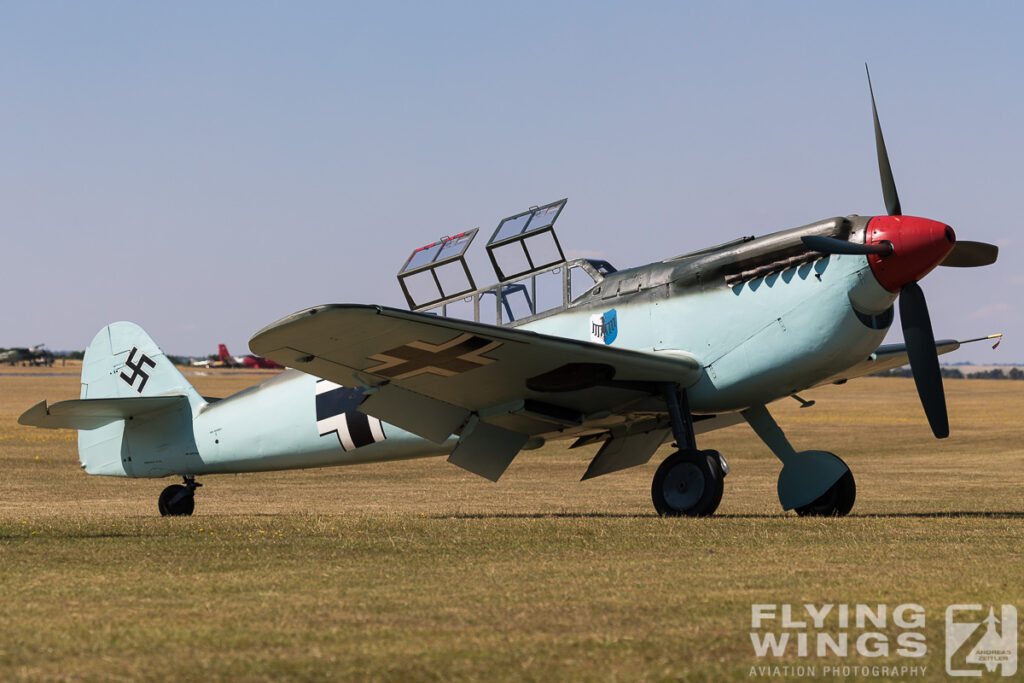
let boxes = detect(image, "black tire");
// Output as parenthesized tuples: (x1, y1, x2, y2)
(652, 449, 724, 517)
(158, 484, 195, 517)
(703, 450, 725, 513)
(795, 469, 856, 517)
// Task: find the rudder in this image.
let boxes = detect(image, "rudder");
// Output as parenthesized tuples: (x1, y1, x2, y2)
(81, 322, 205, 413)
(76, 322, 205, 477)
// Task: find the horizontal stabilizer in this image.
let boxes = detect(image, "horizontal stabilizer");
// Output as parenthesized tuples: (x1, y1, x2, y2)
(19, 396, 190, 430)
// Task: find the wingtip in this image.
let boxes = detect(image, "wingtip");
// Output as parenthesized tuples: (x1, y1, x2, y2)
(17, 400, 49, 427)
(955, 333, 1003, 349)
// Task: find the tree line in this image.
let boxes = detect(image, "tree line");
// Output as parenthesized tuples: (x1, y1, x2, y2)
(874, 367, 1024, 380)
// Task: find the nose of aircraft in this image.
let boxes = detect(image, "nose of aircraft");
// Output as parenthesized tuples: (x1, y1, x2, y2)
(866, 215, 956, 292)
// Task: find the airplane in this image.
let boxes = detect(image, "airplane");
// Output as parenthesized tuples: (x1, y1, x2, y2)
(2, 344, 54, 366)
(189, 344, 284, 369)
(217, 343, 285, 370)
(19, 69, 1001, 518)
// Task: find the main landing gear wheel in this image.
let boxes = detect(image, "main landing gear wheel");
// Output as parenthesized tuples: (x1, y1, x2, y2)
(158, 476, 201, 517)
(795, 469, 856, 517)
(652, 449, 726, 517)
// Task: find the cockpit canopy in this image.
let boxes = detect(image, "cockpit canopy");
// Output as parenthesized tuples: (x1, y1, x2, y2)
(396, 199, 615, 326)
(397, 228, 479, 311)
(486, 198, 566, 281)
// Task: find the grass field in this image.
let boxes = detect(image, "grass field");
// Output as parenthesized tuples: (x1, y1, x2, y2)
(1, 370, 1022, 681)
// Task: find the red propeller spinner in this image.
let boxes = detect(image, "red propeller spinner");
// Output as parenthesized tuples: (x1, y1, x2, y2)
(865, 215, 956, 292)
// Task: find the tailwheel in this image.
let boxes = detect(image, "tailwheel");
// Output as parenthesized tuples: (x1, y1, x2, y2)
(652, 449, 725, 517)
(795, 469, 856, 517)
(158, 476, 201, 517)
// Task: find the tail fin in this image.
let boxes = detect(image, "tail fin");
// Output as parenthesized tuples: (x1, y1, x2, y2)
(218, 343, 231, 362)
(76, 322, 204, 477)
(81, 322, 205, 413)
(20, 322, 205, 477)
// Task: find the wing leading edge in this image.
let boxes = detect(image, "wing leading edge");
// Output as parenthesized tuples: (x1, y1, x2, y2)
(817, 334, 1002, 386)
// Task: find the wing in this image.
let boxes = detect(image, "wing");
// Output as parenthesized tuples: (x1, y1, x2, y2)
(815, 334, 1001, 386)
(250, 304, 704, 480)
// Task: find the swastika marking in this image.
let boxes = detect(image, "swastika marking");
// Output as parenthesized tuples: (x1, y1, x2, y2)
(119, 346, 157, 393)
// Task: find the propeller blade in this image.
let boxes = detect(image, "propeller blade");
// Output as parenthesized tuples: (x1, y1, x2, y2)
(801, 235, 892, 257)
(866, 64, 902, 216)
(940, 240, 999, 267)
(899, 281, 949, 438)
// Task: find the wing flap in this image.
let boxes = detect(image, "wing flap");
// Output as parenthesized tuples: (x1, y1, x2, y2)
(573, 412, 745, 478)
(581, 428, 670, 480)
(447, 416, 529, 482)
(359, 385, 468, 444)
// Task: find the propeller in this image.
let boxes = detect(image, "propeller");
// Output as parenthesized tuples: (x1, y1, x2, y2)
(867, 65, 902, 217)
(799, 68, 998, 438)
(866, 65, 951, 438)
(869, 64, 999, 269)
(898, 281, 949, 438)
(941, 240, 999, 267)
(801, 234, 892, 257)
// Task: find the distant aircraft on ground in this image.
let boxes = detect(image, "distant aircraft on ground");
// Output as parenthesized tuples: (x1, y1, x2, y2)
(20, 68, 1001, 517)
(2, 344, 54, 366)
(218, 344, 284, 370)
(190, 344, 283, 369)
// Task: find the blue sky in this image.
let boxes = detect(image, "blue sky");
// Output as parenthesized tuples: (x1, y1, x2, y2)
(2, 2, 1019, 362)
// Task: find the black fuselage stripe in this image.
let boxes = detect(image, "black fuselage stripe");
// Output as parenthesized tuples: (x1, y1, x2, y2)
(346, 412, 375, 448)
(316, 387, 363, 421)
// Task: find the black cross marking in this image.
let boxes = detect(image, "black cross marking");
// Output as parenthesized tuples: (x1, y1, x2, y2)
(120, 346, 157, 393)
(365, 333, 501, 380)
(314, 382, 384, 450)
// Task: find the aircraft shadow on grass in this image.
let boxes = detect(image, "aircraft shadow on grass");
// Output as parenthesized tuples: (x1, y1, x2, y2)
(436, 511, 1024, 521)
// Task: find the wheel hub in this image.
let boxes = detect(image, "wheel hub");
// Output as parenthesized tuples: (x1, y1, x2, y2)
(662, 462, 706, 510)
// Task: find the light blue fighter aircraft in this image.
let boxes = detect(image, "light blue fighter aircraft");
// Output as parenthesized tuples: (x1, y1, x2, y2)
(21, 72, 1001, 517)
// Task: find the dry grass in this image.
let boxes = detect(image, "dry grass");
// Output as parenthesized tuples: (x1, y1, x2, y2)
(1, 371, 1022, 681)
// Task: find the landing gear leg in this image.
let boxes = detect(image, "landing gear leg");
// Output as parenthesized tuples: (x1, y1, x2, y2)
(741, 404, 855, 516)
(651, 384, 727, 517)
(158, 475, 201, 517)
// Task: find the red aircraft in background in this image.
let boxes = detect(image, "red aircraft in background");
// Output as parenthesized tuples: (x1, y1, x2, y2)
(218, 344, 284, 369)
(192, 345, 284, 369)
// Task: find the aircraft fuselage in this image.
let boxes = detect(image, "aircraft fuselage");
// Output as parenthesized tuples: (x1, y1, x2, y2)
(85, 215, 899, 479)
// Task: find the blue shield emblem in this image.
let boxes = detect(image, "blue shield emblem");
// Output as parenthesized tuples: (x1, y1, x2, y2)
(589, 308, 618, 345)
